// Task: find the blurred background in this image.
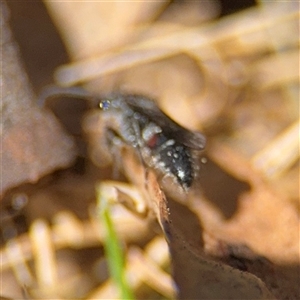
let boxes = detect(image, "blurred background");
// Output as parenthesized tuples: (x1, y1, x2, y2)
(1, 1, 299, 299)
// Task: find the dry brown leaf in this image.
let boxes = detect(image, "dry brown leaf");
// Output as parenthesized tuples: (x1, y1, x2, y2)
(3, 2, 299, 299)
(107, 141, 275, 299)
(1, 3, 76, 198)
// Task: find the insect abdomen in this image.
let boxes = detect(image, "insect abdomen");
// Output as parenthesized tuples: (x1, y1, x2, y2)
(154, 142, 194, 189)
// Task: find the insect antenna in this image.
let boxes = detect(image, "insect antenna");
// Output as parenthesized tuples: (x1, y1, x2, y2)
(38, 85, 96, 108)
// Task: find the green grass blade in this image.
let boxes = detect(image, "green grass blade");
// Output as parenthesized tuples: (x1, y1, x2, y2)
(97, 185, 135, 300)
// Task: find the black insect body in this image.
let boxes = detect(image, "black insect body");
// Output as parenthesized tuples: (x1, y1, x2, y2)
(39, 87, 206, 191)
(98, 94, 206, 190)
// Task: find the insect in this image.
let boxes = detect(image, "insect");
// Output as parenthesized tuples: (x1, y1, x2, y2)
(40, 87, 206, 191)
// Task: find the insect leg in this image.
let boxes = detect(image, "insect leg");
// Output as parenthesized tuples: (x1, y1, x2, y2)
(128, 116, 153, 187)
(104, 127, 128, 179)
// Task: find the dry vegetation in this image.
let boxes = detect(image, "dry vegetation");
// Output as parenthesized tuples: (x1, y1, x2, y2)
(1, 1, 299, 299)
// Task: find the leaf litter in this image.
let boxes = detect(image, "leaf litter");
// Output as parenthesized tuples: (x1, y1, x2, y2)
(1, 1, 299, 299)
